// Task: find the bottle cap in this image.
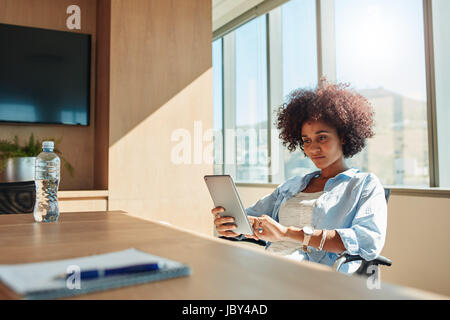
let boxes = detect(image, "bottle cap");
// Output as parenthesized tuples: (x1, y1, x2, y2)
(42, 141, 54, 150)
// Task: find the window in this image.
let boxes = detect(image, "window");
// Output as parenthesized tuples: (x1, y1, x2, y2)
(280, 0, 318, 181)
(213, 0, 448, 188)
(432, 0, 450, 188)
(335, 0, 429, 186)
(234, 16, 269, 183)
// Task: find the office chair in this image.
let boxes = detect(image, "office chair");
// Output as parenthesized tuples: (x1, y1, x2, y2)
(331, 188, 392, 276)
(220, 188, 392, 277)
(0, 181, 36, 214)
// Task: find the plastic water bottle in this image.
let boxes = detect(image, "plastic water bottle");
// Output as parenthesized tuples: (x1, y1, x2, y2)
(34, 141, 60, 222)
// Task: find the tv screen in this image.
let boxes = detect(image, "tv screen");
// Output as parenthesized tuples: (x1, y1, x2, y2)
(0, 23, 91, 126)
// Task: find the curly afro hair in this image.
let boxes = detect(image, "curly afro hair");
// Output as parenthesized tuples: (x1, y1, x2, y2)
(276, 79, 375, 158)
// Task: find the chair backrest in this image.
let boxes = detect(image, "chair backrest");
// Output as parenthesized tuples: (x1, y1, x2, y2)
(384, 188, 391, 203)
(353, 187, 391, 275)
(0, 181, 36, 214)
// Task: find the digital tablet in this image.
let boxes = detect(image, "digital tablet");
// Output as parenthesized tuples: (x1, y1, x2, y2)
(204, 175, 254, 235)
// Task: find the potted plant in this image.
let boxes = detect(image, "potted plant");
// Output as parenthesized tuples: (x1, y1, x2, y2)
(0, 134, 74, 182)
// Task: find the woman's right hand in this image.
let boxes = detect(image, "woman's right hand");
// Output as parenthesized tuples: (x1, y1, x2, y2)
(211, 206, 240, 238)
(211, 206, 260, 240)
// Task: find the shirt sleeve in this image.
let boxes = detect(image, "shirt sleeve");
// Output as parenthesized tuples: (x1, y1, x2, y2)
(335, 173, 388, 261)
(228, 187, 281, 241)
(245, 186, 281, 219)
(224, 186, 281, 241)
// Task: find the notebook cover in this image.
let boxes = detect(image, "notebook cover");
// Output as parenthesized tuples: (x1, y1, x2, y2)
(0, 248, 191, 300)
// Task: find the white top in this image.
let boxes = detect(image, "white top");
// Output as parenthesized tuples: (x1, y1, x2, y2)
(266, 191, 324, 256)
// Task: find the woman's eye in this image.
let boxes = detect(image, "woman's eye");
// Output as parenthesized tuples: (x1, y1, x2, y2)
(303, 139, 310, 144)
(319, 136, 327, 141)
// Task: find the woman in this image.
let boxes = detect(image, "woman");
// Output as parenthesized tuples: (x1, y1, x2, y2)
(211, 80, 387, 274)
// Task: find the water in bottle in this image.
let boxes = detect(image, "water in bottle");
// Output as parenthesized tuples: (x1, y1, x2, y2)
(34, 141, 61, 222)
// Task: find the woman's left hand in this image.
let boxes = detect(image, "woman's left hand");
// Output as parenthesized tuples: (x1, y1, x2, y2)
(253, 215, 288, 242)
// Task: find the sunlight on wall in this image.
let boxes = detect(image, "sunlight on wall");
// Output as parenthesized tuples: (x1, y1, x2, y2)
(108, 69, 214, 236)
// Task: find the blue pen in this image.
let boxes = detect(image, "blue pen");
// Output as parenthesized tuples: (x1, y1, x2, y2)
(56, 263, 160, 281)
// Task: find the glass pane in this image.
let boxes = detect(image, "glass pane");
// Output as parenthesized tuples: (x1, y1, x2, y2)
(335, 0, 429, 187)
(212, 39, 223, 175)
(234, 15, 268, 183)
(432, 0, 450, 188)
(281, 0, 318, 180)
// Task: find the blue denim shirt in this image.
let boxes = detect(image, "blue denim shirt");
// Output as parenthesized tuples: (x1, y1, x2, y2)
(244, 167, 388, 274)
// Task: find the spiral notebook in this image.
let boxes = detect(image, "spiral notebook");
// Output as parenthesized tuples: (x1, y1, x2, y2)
(0, 248, 191, 300)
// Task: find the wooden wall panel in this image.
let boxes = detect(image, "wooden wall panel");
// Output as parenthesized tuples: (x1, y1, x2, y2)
(108, 0, 214, 236)
(381, 195, 450, 297)
(94, 0, 110, 190)
(0, 0, 98, 190)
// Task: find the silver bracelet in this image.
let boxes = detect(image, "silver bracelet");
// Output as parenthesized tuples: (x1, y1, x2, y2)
(318, 229, 328, 251)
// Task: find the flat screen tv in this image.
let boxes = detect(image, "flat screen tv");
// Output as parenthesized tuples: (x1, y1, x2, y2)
(0, 23, 91, 126)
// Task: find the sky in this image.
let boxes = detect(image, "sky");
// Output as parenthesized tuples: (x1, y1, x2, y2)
(335, 0, 426, 102)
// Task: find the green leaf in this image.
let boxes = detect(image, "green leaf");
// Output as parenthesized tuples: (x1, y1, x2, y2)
(0, 134, 75, 178)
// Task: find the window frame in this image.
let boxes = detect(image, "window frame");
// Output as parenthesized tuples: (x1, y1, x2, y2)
(213, 0, 446, 191)
(423, 0, 439, 187)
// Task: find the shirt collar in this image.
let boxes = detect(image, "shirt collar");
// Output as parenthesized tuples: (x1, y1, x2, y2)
(334, 167, 359, 179)
(297, 167, 359, 193)
(287, 167, 360, 196)
(316, 167, 359, 180)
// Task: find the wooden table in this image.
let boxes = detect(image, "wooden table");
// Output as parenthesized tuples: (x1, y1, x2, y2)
(0, 211, 446, 300)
